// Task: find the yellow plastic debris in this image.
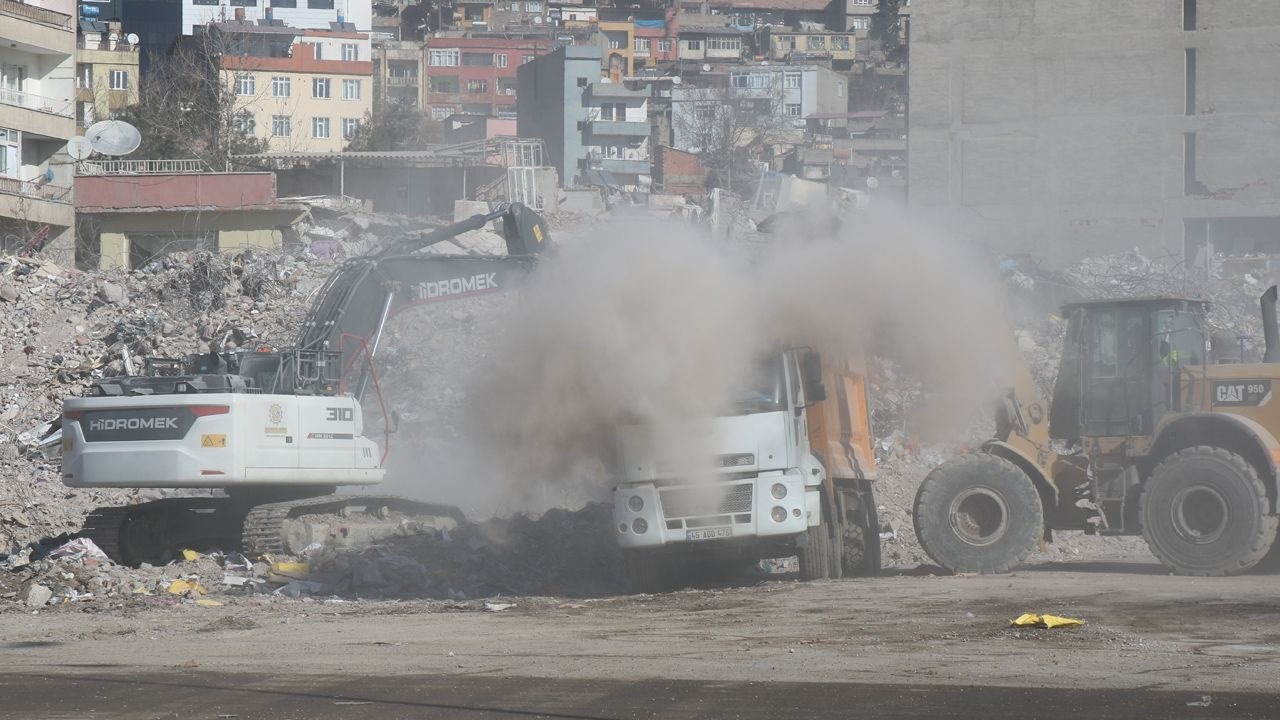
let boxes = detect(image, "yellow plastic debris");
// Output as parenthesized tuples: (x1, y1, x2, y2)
(267, 562, 311, 583)
(166, 579, 208, 596)
(181, 549, 201, 562)
(1011, 613, 1084, 629)
(194, 598, 223, 607)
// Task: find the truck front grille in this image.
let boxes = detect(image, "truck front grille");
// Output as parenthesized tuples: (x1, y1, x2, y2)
(659, 483, 753, 519)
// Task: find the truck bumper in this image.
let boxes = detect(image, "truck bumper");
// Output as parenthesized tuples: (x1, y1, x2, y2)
(614, 473, 812, 549)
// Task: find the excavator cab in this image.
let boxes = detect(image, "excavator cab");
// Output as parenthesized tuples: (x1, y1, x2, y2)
(1049, 298, 1209, 442)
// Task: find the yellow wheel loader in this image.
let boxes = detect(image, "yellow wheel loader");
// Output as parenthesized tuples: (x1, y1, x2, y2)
(914, 287, 1280, 576)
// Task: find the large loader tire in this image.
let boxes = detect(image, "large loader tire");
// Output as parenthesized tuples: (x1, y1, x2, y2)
(1140, 447, 1278, 576)
(913, 453, 1044, 574)
(798, 521, 832, 581)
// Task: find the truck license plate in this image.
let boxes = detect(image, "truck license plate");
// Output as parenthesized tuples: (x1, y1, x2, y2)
(686, 527, 732, 542)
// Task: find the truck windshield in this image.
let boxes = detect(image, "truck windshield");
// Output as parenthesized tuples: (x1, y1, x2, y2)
(730, 354, 786, 414)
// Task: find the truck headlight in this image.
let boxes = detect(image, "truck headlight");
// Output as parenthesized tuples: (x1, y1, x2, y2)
(771, 483, 787, 499)
(627, 495, 644, 512)
(771, 506, 787, 523)
(632, 518, 648, 534)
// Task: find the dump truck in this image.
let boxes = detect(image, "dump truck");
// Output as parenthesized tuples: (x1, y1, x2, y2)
(915, 287, 1280, 576)
(614, 348, 880, 591)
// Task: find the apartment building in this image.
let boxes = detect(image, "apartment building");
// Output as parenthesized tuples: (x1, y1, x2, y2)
(372, 39, 425, 110)
(220, 24, 373, 152)
(582, 81, 651, 189)
(424, 36, 549, 120)
(516, 44, 599, 185)
(75, 20, 140, 130)
(0, 0, 76, 261)
(908, 0, 1280, 264)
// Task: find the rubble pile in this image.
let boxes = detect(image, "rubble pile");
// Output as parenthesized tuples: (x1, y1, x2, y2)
(0, 250, 334, 552)
(1, 504, 623, 609)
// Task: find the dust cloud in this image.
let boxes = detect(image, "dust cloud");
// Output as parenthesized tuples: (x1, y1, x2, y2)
(417, 207, 1017, 511)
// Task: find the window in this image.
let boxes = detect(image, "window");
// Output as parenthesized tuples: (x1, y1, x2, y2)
(806, 35, 826, 50)
(599, 102, 626, 121)
(430, 76, 458, 93)
(496, 53, 508, 68)
(837, 82, 843, 96)
(785, 103, 801, 117)
(77, 63, 92, 89)
(850, 17, 868, 30)
(525, 0, 542, 10)
(707, 35, 741, 51)
(342, 117, 360, 140)
(430, 106, 454, 120)
(192, 0, 218, 4)
(341, 43, 357, 61)
(314, 43, 323, 60)
(784, 72, 801, 89)
(308, 0, 334, 8)
(429, 49, 460, 66)
(498, 77, 517, 95)
(607, 33, 625, 50)
(695, 104, 715, 121)
(313, 77, 330, 98)
(603, 143, 621, 159)
(388, 63, 416, 78)
(731, 72, 770, 89)
(236, 114, 255, 134)
(577, 77, 588, 87)
(236, 74, 255, 96)
(272, 115, 290, 137)
(272, 76, 291, 97)
(634, 37, 650, 53)
(462, 52, 494, 66)
(230, 0, 256, 5)
(832, 35, 850, 50)
(312, 117, 330, 139)
(685, 39, 702, 51)
(854, 0, 872, 4)
(523, 54, 537, 64)
(272, 0, 295, 6)
(466, 79, 488, 93)
(343, 79, 360, 99)
(109, 69, 128, 90)
(658, 38, 672, 53)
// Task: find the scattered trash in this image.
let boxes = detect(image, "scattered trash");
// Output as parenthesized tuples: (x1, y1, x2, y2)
(182, 549, 202, 562)
(267, 562, 311, 584)
(484, 602, 515, 612)
(167, 579, 208, 596)
(273, 580, 324, 598)
(47, 538, 111, 564)
(1186, 695, 1212, 707)
(24, 583, 52, 608)
(1010, 613, 1084, 629)
(194, 598, 224, 607)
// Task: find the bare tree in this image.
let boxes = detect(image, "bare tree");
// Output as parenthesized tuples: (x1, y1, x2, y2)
(344, 100, 443, 151)
(672, 77, 799, 193)
(114, 29, 267, 167)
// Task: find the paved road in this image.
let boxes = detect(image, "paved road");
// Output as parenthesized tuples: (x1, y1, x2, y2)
(0, 672, 1273, 719)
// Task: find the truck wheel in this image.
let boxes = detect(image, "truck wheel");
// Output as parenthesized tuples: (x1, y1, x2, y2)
(625, 553, 673, 594)
(841, 487, 882, 577)
(913, 453, 1043, 574)
(798, 521, 831, 581)
(1140, 447, 1278, 576)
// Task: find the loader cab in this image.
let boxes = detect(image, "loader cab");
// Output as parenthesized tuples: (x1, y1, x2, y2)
(1049, 297, 1208, 441)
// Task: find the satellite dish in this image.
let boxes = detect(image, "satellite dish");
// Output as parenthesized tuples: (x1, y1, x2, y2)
(702, 63, 711, 72)
(86, 120, 142, 156)
(866, 176, 879, 191)
(126, 33, 140, 45)
(533, 15, 543, 23)
(671, 76, 682, 85)
(67, 136, 93, 160)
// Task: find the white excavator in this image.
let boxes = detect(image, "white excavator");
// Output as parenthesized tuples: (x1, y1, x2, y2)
(61, 204, 550, 565)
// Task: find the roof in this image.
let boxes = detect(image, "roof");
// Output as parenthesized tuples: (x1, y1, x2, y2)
(678, 24, 748, 34)
(727, 0, 833, 11)
(210, 22, 301, 35)
(302, 29, 367, 40)
(220, 54, 373, 75)
(806, 111, 887, 120)
(1061, 296, 1208, 310)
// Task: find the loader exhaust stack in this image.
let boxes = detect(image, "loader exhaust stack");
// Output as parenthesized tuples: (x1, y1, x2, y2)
(1262, 286, 1280, 363)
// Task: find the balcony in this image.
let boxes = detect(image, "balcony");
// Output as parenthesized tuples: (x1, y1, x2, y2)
(0, 88, 73, 118)
(0, 0, 71, 30)
(600, 157, 649, 175)
(589, 119, 650, 137)
(587, 82, 647, 98)
(77, 37, 140, 52)
(0, 175, 70, 203)
(386, 75, 420, 86)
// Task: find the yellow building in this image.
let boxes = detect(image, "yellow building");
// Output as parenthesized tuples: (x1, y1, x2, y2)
(75, 21, 140, 131)
(223, 28, 374, 153)
(598, 19, 634, 81)
(761, 29, 856, 63)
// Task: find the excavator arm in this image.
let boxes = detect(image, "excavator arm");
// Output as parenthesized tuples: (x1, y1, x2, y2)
(293, 203, 550, 397)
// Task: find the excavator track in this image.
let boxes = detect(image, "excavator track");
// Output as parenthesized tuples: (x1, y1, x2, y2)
(241, 494, 467, 557)
(80, 497, 244, 566)
(80, 506, 130, 564)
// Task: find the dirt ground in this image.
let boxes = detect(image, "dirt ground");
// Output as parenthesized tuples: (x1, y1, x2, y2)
(3, 559, 1279, 718)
